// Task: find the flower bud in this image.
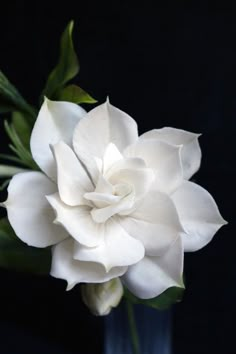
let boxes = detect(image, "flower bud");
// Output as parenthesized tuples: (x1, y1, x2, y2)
(81, 278, 124, 316)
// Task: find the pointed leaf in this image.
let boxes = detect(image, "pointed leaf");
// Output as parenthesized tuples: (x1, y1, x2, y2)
(42, 21, 79, 98)
(57, 84, 97, 104)
(4, 120, 38, 170)
(12, 111, 31, 149)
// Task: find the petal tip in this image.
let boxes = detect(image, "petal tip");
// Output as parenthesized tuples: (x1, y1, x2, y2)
(66, 282, 76, 291)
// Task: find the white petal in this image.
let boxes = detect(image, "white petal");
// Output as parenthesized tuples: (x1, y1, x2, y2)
(119, 190, 183, 256)
(102, 143, 123, 174)
(51, 142, 93, 206)
(122, 236, 183, 299)
(140, 127, 201, 180)
(73, 217, 145, 272)
(124, 139, 183, 194)
(73, 101, 138, 177)
(108, 166, 155, 201)
(171, 181, 227, 252)
(46, 193, 104, 247)
(90, 189, 135, 223)
(84, 175, 114, 208)
(30, 98, 86, 180)
(105, 157, 147, 179)
(51, 239, 127, 289)
(4, 172, 68, 247)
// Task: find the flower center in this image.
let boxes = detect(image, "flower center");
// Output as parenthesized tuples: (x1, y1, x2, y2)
(84, 181, 134, 223)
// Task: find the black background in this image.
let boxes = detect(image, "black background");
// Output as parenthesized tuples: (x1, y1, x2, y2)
(0, 2, 234, 354)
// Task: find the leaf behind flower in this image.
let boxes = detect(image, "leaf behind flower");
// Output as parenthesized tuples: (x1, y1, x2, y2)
(124, 285, 185, 310)
(57, 84, 97, 104)
(42, 21, 79, 99)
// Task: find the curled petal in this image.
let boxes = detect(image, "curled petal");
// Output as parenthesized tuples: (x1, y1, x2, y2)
(119, 190, 183, 256)
(46, 193, 104, 247)
(124, 139, 183, 194)
(108, 167, 155, 201)
(52, 142, 93, 206)
(30, 98, 86, 180)
(171, 181, 227, 252)
(122, 237, 183, 299)
(51, 239, 127, 290)
(4, 172, 68, 247)
(90, 189, 135, 223)
(73, 218, 145, 272)
(140, 127, 201, 180)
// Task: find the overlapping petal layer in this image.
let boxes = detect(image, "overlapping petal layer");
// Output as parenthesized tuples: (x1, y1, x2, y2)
(3, 100, 226, 301)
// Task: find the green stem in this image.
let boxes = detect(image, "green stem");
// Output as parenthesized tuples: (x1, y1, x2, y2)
(126, 299, 141, 354)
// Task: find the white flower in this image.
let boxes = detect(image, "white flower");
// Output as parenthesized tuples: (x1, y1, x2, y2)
(81, 278, 124, 316)
(4, 98, 227, 299)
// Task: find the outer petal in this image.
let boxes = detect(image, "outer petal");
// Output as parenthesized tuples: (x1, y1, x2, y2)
(46, 193, 104, 247)
(122, 236, 183, 299)
(4, 172, 68, 247)
(140, 127, 201, 180)
(51, 239, 127, 290)
(124, 139, 183, 194)
(73, 218, 145, 272)
(119, 190, 183, 256)
(30, 98, 86, 180)
(171, 181, 227, 252)
(73, 101, 138, 180)
(52, 142, 93, 206)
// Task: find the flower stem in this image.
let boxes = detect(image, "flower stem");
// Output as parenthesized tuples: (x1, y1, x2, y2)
(126, 299, 141, 354)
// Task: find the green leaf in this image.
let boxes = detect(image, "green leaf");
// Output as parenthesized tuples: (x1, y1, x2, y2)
(57, 84, 97, 104)
(0, 179, 10, 191)
(0, 153, 30, 166)
(124, 285, 185, 310)
(42, 20, 79, 99)
(12, 111, 31, 149)
(4, 120, 38, 170)
(0, 164, 26, 177)
(0, 218, 51, 275)
(0, 71, 36, 120)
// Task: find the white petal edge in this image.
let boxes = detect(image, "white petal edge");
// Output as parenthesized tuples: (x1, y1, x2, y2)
(46, 193, 104, 247)
(122, 236, 184, 299)
(30, 98, 86, 180)
(4, 172, 68, 247)
(119, 190, 184, 256)
(124, 139, 183, 194)
(51, 141, 93, 206)
(51, 238, 127, 290)
(171, 181, 227, 252)
(73, 217, 145, 272)
(140, 127, 201, 180)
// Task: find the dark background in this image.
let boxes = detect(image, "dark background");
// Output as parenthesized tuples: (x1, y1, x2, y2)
(0, 2, 234, 354)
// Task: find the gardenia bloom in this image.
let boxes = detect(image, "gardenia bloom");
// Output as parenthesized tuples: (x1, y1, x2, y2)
(4, 99, 226, 299)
